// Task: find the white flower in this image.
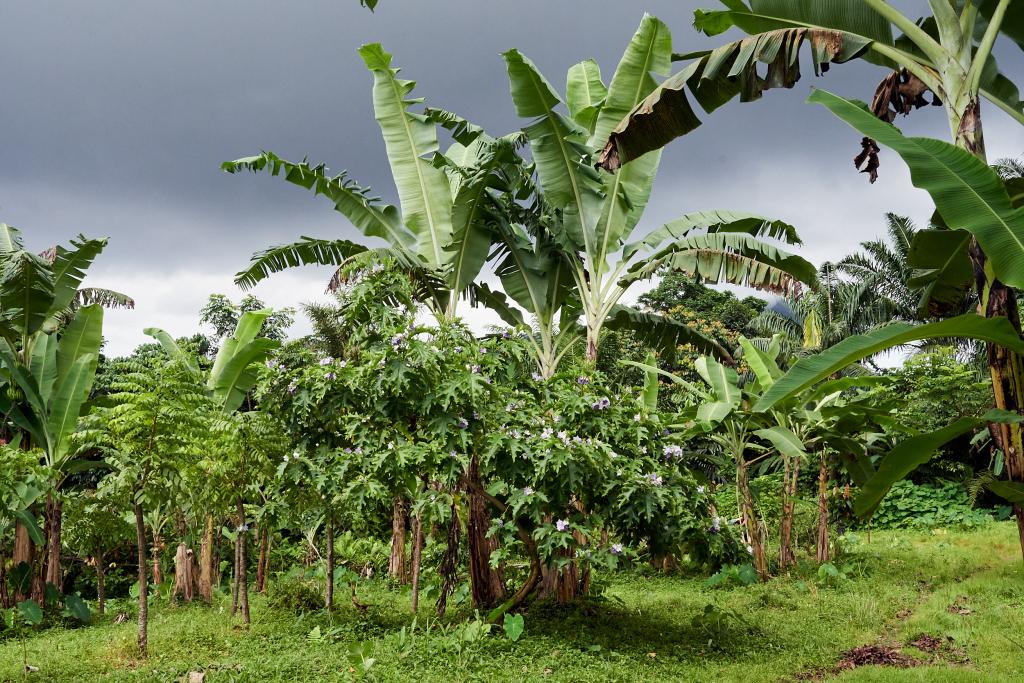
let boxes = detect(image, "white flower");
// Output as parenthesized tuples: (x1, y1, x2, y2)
(319, 357, 333, 366)
(697, 485, 706, 494)
(746, 544, 754, 555)
(555, 519, 570, 532)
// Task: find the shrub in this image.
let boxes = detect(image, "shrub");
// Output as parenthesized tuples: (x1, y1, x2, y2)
(869, 480, 993, 529)
(267, 569, 325, 614)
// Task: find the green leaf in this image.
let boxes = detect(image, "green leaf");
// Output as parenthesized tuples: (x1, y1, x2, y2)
(566, 59, 607, 132)
(48, 353, 98, 466)
(17, 599, 42, 626)
(641, 352, 659, 411)
(503, 612, 525, 642)
(755, 314, 1024, 412)
(64, 593, 91, 623)
(626, 210, 801, 258)
(233, 237, 369, 290)
(695, 356, 741, 406)
(755, 425, 807, 461)
(987, 480, 1024, 504)
(738, 335, 781, 389)
(604, 305, 734, 363)
(0, 250, 55, 339)
(13, 509, 43, 546)
(143, 327, 200, 375)
(698, 401, 735, 424)
(359, 43, 454, 269)
(906, 229, 973, 317)
(45, 235, 109, 324)
(0, 224, 26, 252)
(808, 89, 1024, 289)
(467, 283, 525, 327)
(55, 304, 103, 397)
(222, 153, 416, 264)
(855, 410, 1024, 517)
(29, 333, 58, 408)
(211, 339, 280, 413)
(209, 309, 272, 395)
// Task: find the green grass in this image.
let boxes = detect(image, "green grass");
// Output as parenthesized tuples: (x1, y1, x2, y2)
(3, 524, 1023, 682)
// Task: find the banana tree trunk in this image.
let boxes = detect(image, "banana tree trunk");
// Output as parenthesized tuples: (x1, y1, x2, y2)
(957, 98, 1024, 559)
(44, 495, 63, 590)
(388, 498, 408, 583)
(816, 453, 830, 564)
(737, 460, 769, 580)
(779, 455, 800, 570)
(198, 515, 214, 602)
(133, 502, 149, 656)
(325, 518, 334, 611)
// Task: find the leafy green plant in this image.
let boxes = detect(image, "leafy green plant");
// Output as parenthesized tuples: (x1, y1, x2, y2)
(690, 603, 753, 651)
(870, 480, 993, 530)
(502, 613, 525, 642)
(704, 563, 759, 589)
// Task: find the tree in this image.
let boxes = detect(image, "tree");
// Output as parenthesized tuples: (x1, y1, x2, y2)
(0, 225, 132, 597)
(200, 294, 294, 344)
(596, 0, 1024, 551)
(501, 15, 816, 366)
(81, 355, 210, 655)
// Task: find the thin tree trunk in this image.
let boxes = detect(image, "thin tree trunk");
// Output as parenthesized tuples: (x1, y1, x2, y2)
(44, 495, 63, 589)
(198, 515, 214, 602)
(134, 502, 149, 656)
(150, 533, 162, 586)
(0, 542, 7, 609)
(388, 498, 407, 583)
(325, 518, 334, 611)
(738, 460, 769, 580)
(236, 499, 250, 625)
(230, 532, 240, 616)
(12, 520, 32, 602)
(410, 508, 423, 614)
(256, 527, 269, 594)
(779, 455, 800, 570)
(95, 550, 106, 615)
(816, 453, 830, 564)
(259, 529, 271, 593)
(467, 458, 504, 608)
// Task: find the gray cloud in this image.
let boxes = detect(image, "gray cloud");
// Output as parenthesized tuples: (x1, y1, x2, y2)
(1, 1, 1021, 355)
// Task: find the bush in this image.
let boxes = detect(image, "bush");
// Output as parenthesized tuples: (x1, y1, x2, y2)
(869, 480, 993, 529)
(267, 569, 325, 614)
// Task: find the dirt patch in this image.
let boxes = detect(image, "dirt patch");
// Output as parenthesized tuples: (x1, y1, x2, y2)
(836, 644, 919, 670)
(909, 634, 943, 652)
(947, 596, 974, 615)
(909, 633, 971, 665)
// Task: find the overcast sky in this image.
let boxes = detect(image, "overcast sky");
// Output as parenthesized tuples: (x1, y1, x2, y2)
(2, 1, 1022, 356)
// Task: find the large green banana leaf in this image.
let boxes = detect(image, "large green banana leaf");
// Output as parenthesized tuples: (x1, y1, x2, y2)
(54, 304, 103, 394)
(503, 49, 604, 256)
(624, 232, 818, 295)
(809, 88, 1024, 289)
(905, 229, 973, 317)
(855, 409, 1024, 517)
(232, 237, 371, 291)
(755, 314, 1024, 412)
(0, 224, 25, 253)
(0, 340, 48, 448)
(738, 336, 782, 389)
(47, 353, 98, 467)
(565, 59, 606, 133)
(45, 236, 109, 325)
(143, 327, 200, 375)
(360, 44, 453, 269)
(29, 334, 58, 408)
(211, 338, 280, 414)
(604, 305, 734, 363)
(0, 250, 55, 339)
(222, 153, 416, 261)
(695, 355, 742, 405)
(625, 210, 801, 258)
(209, 309, 272, 396)
(754, 425, 807, 461)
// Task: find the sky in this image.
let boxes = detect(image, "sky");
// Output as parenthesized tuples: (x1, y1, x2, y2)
(2, 0, 1022, 356)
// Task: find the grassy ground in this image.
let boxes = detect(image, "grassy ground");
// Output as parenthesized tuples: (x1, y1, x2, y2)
(2, 524, 1023, 682)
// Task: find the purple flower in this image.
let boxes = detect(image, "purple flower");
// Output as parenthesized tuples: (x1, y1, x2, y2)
(339, 360, 347, 368)
(610, 543, 623, 556)
(324, 372, 336, 381)
(531, 372, 543, 382)
(480, 347, 488, 354)
(470, 364, 481, 374)
(555, 519, 570, 532)
(265, 360, 277, 369)
(319, 357, 333, 366)
(391, 334, 405, 347)
(577, 376, 590, 386)
(502, 330, 512, 339)
(647, 473, 663, 487)
(710, 516, 721, 533)
(591, 397, 611, 411)
(522, 486, 534, 496)
(457, 418, 469, 429)
(663, 445, 684, 460)
(287, 382, 297, 395)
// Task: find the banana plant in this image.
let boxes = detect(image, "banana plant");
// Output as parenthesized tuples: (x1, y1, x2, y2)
(503, 14, 817, 365)
(596, 0, 1024, 550)
(0, 225, 133, 589)
(223, 44, 522, 321)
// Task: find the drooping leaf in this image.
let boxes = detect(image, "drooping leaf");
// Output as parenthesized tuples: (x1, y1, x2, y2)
(987, 480, 1024, 504)
(754, 425, 807, 461)
(855, 409, 1024, 517)
(808, 89, 1024, 289)
(144, 327, 200, 376)
(211, 339, 280, 413)
(0, 250, 55, 339)
(626, 210, 801, 258)
(63, 593, 91, 623)
(566, 59, 607, 133)
(222, 153, 416, 263)
(641, 352, 659, 411)
(13, 509, 43, 546)
(695, 355, 741, 405)
(755, 314, 1024, 412)
(29, 333, 58, 407)
(604, 305, 734, 363)
(233, 237, 369, 290)
(906, 229, 973, 317)
(738, 335, 781, 389)
(45, 236, 109, 324)
(467, 283, 525, 327)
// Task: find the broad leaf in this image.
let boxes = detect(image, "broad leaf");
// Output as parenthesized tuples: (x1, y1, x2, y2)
(738, 335, 781, 389)
(626, 210, 801, 258)
(855, 409, 1024, 516)
(360, 44, 453, 269)
(604, 305, 734, 363)
(29, 333, 58, 407)
(233, 237, 369, 290)
(144, 328, 200, 375)
(566, 59, 607, 132)
(756, 314, 1024, 412)
(48, 353, 98, 466)
(809, 89, 1024, 289)
(211, 339, 280, 413)
(695, 356, 741, 405)
(55, 304, 103, 396)
(45, 236, 108, 324)
(906, 229, 973, 317)
(0, 250, 55, 339)
(755, 425, 807, 461)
